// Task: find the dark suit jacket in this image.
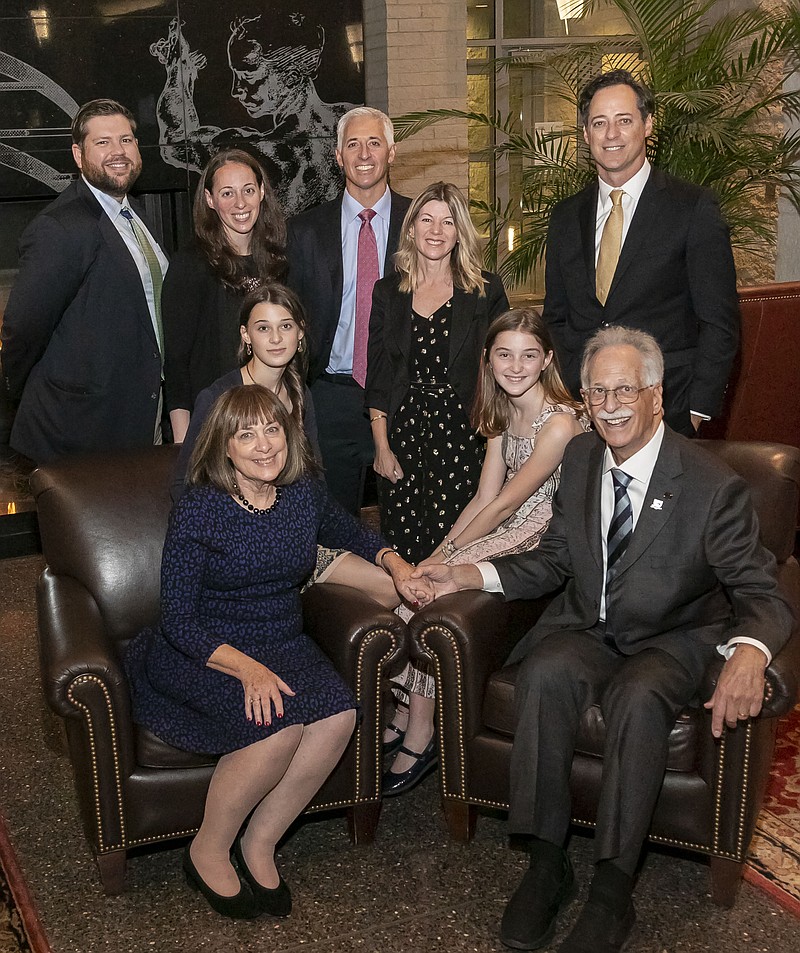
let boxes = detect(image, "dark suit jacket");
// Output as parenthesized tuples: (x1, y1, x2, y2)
(498, 427, 792, 680)
(363, 271, 509, 426)
(543, 168, 740, 433)
(286, 190, 411, 381)
(1, 178, 163, 463)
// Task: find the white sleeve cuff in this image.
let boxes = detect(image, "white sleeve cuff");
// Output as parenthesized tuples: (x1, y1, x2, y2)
(716, 636, 772, 666)
(478, 562, 504, 593)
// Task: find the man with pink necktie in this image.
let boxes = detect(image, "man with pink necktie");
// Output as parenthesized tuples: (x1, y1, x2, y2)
(287, 107, 411, 514)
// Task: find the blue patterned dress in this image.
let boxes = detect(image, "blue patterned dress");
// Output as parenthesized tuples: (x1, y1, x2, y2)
(125, 477, 384, 754)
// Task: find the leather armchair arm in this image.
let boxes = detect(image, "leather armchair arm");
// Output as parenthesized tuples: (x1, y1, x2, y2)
(37, 569, 133, 722)
(301, 583, 408, 677)
(409, 591, 550, 682)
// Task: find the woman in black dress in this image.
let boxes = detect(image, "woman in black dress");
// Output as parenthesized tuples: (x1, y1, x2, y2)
(365, 182, 508, 563)
(364, 182, 507, 792)
(162, 149, 287, 443)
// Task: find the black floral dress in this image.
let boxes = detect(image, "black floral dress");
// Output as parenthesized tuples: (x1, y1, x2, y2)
(381, 302, 484, 563)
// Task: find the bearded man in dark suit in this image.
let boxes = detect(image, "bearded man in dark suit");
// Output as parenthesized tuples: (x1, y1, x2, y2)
(2, 99, 168, 464)
(415, 327, 792, 953)
(543, 69, 740, 437)
(286, 106, 411, 514)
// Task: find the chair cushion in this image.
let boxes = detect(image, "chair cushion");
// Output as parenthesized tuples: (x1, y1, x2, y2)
(135, 725, 218, 769)
(483, 664, 701, 773)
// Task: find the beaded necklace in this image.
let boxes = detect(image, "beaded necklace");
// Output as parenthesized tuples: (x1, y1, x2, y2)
(233, 482, 283, 515)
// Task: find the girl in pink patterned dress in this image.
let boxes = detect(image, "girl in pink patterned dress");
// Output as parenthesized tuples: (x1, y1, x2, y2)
(383, 308, 590, 795)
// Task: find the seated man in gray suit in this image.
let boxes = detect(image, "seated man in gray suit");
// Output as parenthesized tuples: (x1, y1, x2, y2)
(415, 327, 792, 953)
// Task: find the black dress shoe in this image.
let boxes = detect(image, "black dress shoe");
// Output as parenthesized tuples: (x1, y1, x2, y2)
(556, 898, 635, 953)
(381, 736, 438, 796)
(182, 845, 260, 919)
(500, 852, 576, 950)
(233, 837, 292, 917)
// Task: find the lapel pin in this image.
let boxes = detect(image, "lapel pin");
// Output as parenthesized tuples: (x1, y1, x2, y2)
(663, 492, 673, 499)
(650, 499, 664, 510)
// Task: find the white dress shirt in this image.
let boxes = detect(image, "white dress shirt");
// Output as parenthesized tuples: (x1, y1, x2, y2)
(593, 159, 651, 264)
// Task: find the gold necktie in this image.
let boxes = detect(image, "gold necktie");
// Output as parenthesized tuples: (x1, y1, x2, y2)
(596, 189, 624, 306)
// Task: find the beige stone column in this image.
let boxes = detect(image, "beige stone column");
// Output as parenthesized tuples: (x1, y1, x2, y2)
(363, 0, 469, 198)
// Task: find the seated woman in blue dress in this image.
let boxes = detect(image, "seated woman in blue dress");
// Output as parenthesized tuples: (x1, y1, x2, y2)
(125, 386, 424, 919)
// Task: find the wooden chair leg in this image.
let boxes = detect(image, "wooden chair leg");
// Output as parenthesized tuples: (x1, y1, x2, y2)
(96, 849, 127, 895)
(709, 855, 743, 908)
(443, 800, 477, 842)
(347, 802, 381, 845)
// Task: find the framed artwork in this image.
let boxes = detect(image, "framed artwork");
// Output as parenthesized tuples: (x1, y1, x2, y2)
(0, 0, 365, 214)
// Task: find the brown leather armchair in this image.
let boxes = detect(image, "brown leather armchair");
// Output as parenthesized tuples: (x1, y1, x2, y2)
(408, 440, 800, 907)
(31, 445, 408, 894)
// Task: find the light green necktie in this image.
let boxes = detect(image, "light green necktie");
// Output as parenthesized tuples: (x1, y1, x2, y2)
(121, 206, 164, 352)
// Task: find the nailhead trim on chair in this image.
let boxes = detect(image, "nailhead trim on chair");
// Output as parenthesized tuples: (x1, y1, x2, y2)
(67, 674, 126, 852)
(419, 624, 466, 797)
(422, 618, 761, 865)
(71, 627, 403, 855)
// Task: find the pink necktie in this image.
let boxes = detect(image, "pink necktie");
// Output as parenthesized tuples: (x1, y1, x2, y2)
(353, 209, 379, 387)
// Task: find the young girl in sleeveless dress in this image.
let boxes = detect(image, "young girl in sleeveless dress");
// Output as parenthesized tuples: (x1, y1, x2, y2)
(384, 308, 590, 794)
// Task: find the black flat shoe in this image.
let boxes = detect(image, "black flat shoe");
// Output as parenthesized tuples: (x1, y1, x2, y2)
(382, 736, 438, 796)
(233, 836, 292, 917)
(183, 845, 260, 919)
(382, 701, 409, 756)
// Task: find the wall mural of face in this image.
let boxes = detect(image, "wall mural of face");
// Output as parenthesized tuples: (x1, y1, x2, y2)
(227, 15, 323, 119)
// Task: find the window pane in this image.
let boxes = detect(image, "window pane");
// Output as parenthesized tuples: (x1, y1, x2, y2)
(467, 1, 495, 41)
(504, 0, 629, 40)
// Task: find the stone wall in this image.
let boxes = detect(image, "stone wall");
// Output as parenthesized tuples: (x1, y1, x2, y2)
(363, 0, 468, 199)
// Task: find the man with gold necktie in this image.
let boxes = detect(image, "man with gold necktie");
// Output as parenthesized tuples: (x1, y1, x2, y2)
(543, 70, 739, 437)
(2, 99, 168, 464)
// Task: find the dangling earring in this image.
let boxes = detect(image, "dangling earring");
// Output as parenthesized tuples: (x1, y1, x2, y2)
(246, 343, 252, 356)
(297, 337, 305, 353)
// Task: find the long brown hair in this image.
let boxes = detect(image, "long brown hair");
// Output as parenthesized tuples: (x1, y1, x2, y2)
(237, 283, 309, 431)
(193, 149, 287, 290)
(187, 385, 316, 494)
(394, 182, 485, 296)
(471, 308, 583, 437)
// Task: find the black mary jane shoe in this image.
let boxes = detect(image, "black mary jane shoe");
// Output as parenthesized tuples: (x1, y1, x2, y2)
(381, 736, 438, 796)
(382, 702, 409, 756)
(382, 720, 407, 756)
(182, 845, 261, 919)
(233, 836, 292, 917)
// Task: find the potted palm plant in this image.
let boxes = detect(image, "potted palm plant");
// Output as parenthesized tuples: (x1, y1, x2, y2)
(394, 0, 800, 289)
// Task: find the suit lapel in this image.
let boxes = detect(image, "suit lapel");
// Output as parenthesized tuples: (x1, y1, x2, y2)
(386, 190, 407, 270)
(86, 188, 157, 343)
(613, 428, 683, 578)
(579, 181, 599, 294)
(389, 280, 413, 363)
(585, 437, 605, 573)
(447, 286, 478, 370)
(322, 196, 345, 304)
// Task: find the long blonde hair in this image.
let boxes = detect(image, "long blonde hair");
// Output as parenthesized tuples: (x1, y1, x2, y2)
(471, 309, 583, 438)
(394, 182, 485, 296)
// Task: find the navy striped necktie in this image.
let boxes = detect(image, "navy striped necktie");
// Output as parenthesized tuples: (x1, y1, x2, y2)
(606, 468, 633, 586)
